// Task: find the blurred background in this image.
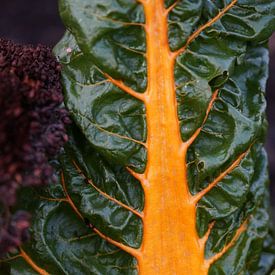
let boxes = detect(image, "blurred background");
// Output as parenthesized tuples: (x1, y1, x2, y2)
(0, 0, 274, 216)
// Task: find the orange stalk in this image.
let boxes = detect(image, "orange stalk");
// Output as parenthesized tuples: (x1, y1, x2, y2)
(128, 1, 244, 274)
(135, 1, 205, 273)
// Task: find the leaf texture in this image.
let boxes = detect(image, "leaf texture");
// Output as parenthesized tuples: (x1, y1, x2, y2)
(2, 0, 275, 274)
(0, 127, 141, 274)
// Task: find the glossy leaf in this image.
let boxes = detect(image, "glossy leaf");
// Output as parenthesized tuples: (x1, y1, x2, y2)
(0, 127, 140, 274)
(55, 31, 147, 173)
(2, 0, 275, 274)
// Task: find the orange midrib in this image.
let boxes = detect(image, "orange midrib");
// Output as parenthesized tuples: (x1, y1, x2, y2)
(20, 248, 49, 275)
(136, 1, 208, 274)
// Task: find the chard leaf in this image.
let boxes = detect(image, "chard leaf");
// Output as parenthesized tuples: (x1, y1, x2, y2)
(2, 0, 275, 274)
(0, 127, 140, 275)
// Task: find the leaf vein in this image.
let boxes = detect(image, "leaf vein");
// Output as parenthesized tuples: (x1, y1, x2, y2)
(72, 160, 144, 219)
(173, 0, 238, 58)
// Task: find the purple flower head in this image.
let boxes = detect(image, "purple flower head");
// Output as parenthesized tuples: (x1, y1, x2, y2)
(0, 39, 70, 255)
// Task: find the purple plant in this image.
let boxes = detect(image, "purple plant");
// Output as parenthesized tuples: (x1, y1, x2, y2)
(0, 39, 70, 255)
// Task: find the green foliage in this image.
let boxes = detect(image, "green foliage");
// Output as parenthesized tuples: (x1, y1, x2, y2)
(1, 0, 274, 274)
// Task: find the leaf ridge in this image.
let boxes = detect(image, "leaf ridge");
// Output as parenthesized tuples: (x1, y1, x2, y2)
(185, 89, 219, 147)
(191, 147, 251, 204)
(96, 67, 146, 101)
(204, 219, 248, 268)
(166, 0, 180, 14)
(60, 172, 141, 258)
(72, 160, 144, 219)
(74, 110, 147, 147)
(0, 255, 21, 263)
(172, 0, 238, 58)
(61, 172, 83, 220)
(113, 41, 146, 56)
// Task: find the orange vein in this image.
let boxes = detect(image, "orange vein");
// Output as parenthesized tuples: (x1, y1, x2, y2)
(87, 179, 144, 218)
(20, 248, 49, 275)
(39, 196, 68, 202)
(137, 0, 146, 4)
(61, 172, 83, 219)
(173, 0, 238, 58)
(60, 171, 139, 258)
(192, 149, 249, 204)
(72, 161, 144, 219)
(76, 111, 147, 147)
(101, 71, 146, 101)
(185, 89, 219, 147)
(199, 221, 215, 249)
(126, 167, 147, 184)
(165, 0, 180, 14)
(92, 227, 141, 258)
(0, 254, 21, 263)
(204, 219, 248, 268)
